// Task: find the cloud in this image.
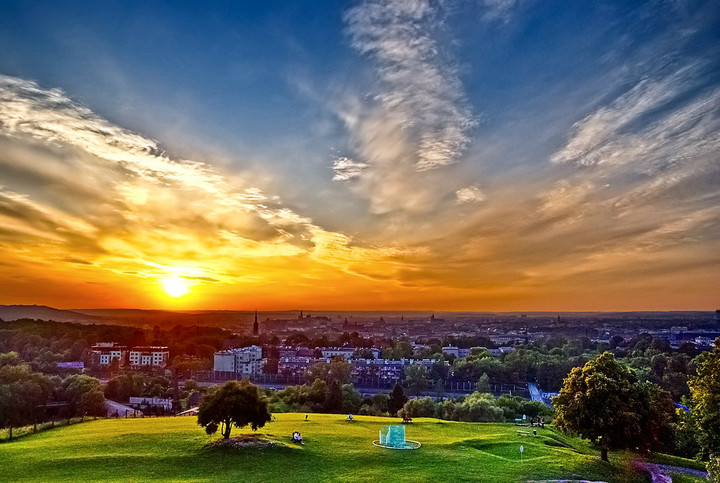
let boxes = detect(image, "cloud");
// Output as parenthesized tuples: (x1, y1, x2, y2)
(332, 156, 368, 181)
(550, 63, 708, 168)
(456, 185, 485, 204)
(477, 0, 524, 24)
(331, 0, 476, 213)
(345, 0, 475, 170)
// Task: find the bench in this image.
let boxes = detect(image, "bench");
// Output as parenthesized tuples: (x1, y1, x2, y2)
(517, 430, 531, 436)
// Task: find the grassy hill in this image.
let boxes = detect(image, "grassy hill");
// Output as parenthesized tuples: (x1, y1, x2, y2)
(0, 414, 703, 482)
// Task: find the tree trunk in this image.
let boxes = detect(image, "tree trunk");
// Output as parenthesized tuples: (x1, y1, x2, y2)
(8, 426, 12, 441)
(600, 446, 608, 462)
(223, 419, 232, 439)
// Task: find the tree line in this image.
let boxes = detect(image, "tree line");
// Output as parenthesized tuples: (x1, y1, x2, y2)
(0, 352, 105, 440)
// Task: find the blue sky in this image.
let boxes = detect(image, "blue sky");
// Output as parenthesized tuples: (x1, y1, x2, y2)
(0, 0, 718, 310)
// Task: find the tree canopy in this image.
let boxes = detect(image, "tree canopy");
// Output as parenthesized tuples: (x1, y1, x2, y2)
(388, 384, 407, 416)
(553, 352, 673, 461)
(688, 339, 720, 481)
(61, 374, 106, 420)
(197, 380, 271, 439)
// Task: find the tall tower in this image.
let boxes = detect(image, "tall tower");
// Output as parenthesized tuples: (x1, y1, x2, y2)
(253, 310, 259, 337)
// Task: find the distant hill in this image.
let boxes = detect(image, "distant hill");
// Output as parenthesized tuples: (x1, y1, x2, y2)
(0, 305, 100, 322)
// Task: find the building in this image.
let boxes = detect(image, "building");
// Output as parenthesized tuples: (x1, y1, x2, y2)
(91, 342, 128, 366)
(213, 345, 265, 377)
(442, 346, 460, 358)
(277, 356, 315, 377)
(488, 346, 516, 357)
(128, 397, 173, 411)
(321, 347, 356, 360)
(128, 346, 169, 369)
(352, 358, 406, 382)
(351, 358, 442, 384)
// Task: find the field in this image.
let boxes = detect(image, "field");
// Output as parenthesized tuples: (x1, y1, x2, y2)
(0, 414, 703, 482)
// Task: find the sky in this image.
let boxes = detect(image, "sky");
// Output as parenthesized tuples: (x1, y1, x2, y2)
(0, 0, 718, 311)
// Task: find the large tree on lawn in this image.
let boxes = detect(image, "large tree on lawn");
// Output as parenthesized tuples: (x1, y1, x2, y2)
(197, 380, 271, 439)
(688, 339, 720, 482)
(553, 352, 673, 461)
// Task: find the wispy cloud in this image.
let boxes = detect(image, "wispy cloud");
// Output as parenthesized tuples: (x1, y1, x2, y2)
(456, 185, 485, 204)
(332, 156, 368, 181)
(345, 0, 475, 171)
(328, 0, 477, 214)
(550, 63, 709, 168)
(477, 0, 525, 24)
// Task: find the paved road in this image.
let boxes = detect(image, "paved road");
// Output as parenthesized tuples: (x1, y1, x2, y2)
(634, 461, 708, 483)
(528, 383, 543, 402)
(105, 399, 138, 418)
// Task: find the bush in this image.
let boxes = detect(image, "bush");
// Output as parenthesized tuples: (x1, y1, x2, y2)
(402, 397, 437, 418)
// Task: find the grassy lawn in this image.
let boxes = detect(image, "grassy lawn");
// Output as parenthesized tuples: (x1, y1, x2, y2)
(0, 414, 656, 482)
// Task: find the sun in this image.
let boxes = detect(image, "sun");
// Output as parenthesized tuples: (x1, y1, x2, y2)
(162, 276, 189, 297)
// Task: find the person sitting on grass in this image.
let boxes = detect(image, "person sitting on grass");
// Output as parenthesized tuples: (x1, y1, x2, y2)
(347, 414, 353, 421)
(292, 431, 303, 444)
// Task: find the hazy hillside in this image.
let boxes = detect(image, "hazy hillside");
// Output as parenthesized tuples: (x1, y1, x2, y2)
(0, 305, 99, 323)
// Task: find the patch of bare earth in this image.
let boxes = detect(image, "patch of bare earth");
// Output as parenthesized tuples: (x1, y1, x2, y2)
(205, 434, 278, 450)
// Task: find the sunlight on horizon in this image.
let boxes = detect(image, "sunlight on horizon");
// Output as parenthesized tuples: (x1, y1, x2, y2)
(162, 276, 189, 298)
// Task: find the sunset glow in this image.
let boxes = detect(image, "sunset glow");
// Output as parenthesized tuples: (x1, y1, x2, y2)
(162, 277, 189, 298)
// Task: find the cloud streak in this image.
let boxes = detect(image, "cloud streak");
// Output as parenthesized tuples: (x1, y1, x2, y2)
(325, 0, 478, 214)
(345, 0, 475, 171)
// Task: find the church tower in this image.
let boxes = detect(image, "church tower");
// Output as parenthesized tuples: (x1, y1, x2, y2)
(253, 310, 259, 336)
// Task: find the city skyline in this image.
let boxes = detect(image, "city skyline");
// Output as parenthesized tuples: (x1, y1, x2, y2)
(0, 1, 719, 311)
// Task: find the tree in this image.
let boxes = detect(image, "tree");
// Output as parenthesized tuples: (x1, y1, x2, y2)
(553, 352, 672, 461)
(404, 365, 429, 396)
(0, 362, 55, 438)
(324, 380, 343, 413)
(388, 384, 407, 416)
(197, 380, 271, 439)
(341, 384, 362, 414)
(475, 373, 491, 393)
(306, 359, 352, 386)
(688, 339, 720, 478)
(62, 375, 106, 421)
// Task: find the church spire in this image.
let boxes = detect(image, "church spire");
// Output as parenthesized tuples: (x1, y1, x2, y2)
(253, 309, 259, 336)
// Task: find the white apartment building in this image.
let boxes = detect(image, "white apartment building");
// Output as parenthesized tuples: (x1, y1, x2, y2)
(213, 345, 265, 377)
(441, 346, 460, 358)
(91, 342, 128, 366)
(128, 346, 169, 369)
(321, 347, 356, 360)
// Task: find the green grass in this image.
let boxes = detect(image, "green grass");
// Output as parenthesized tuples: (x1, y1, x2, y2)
(0, 414, 658, 482)
(670, 473, 706, 483)
(0, 417, 89, 442)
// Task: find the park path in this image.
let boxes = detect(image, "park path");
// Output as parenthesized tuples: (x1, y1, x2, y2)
(104, 399, 137, 418)
(634, 461, 708, 483)
(528, 383, 543, 402)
